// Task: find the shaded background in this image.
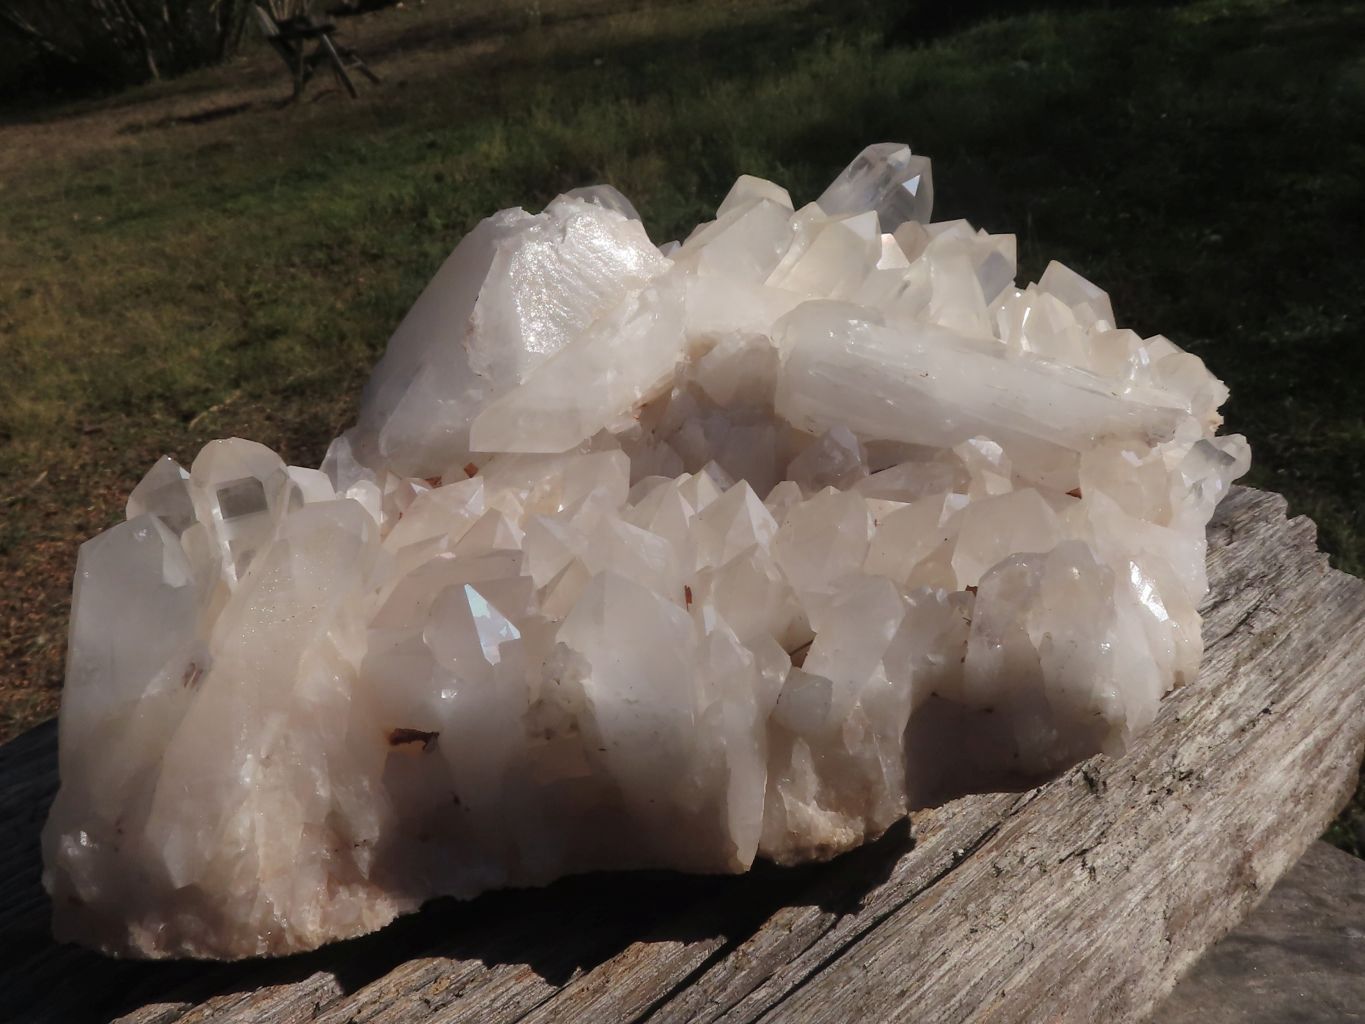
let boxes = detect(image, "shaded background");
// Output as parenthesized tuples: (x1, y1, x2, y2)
(1, 0, 1362, 851)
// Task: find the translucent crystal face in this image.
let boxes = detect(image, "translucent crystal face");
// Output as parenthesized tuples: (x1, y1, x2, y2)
(43, 143, 1248, 960)
(817, 143, 934, 232)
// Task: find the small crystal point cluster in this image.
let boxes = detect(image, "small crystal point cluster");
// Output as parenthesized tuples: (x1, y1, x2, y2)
(43, 144, 1249, 959)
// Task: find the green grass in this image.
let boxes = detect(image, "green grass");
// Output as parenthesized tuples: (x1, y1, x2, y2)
(1, 0, 1362, 848)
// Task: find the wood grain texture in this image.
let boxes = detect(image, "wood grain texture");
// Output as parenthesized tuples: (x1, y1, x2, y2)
(1, 486, 1361, 1024)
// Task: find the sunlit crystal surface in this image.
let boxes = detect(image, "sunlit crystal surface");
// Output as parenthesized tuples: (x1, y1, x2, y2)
(43, 143, 1249, 959)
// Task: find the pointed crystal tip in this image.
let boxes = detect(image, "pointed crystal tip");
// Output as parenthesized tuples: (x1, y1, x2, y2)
(817, 142, 934, 230)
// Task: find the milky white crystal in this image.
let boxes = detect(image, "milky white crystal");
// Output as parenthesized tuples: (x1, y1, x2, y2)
(43, 143, 1249, 959)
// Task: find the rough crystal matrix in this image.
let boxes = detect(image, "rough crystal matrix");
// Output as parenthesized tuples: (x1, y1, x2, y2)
(42, 144, 1249, 959)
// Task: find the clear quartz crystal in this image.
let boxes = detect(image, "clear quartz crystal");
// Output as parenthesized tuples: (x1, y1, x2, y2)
(44, 144, 1248, 960)
(560, 184, 643, 222)
(817, 142, 934, 230)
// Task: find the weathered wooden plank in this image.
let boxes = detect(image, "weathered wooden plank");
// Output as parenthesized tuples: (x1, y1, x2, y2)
(643, 794, 1028, 1024)
(0, 486, 1361, 1024)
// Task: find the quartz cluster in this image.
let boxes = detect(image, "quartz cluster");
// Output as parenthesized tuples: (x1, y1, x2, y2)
(43, 143, 1249, 959)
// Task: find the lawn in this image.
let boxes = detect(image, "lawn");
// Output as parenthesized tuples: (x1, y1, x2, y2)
(1, 0, 1362, 850)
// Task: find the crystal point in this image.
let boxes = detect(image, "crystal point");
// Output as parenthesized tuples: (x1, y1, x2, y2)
(817, 142, 934, 230)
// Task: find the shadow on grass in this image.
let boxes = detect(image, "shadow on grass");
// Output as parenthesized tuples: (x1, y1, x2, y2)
(886, 0, 1191, 45)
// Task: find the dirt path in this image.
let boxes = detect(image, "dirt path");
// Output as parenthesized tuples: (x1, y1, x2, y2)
(0, 0, 559, 177)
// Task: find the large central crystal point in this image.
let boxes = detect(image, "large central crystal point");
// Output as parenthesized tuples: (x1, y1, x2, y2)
(42, 144, 1249, 959)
